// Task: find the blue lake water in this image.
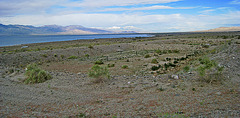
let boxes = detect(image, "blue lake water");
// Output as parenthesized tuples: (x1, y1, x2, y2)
(0, 34, 152, 47)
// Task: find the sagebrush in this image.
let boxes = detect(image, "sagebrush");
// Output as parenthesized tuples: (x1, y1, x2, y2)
(88, 65, 110, 83)
(24, 63, 52, 84)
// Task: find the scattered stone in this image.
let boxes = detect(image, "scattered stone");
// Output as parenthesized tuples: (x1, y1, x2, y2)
(171, 75, 179, 79)
(215, 92, 222, 95)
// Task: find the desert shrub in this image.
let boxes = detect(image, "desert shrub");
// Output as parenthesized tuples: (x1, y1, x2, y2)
(54, 54, 57, 57)
(61, 55, 65, 59)
(85, 54, 89, 57)
(202, 44, 210, 48)
(168, 63, 176, 67)
(41, 54, 48, 58)
(222, 35, 228, 39)
(174, 60, 178, 64)
(151, 66, 159, 71)
(88, 45, 94, 49)
(95, 60, 104, 65)
(68, 55, 78, 59)
(197, 57, 224, 84)
(107, 64, 115, 67)
(151, 59, 158, 64)
(24, 63, 52, 84)
(183, 65, 190, 72)
(155, 50, 161, 54)
(122, 65, 128, 69)
(173, 50, 180, 53)
(164, 63, 169, 70)
(162, 50, 168, 54)
(166, 57, 171, 61)
(180, 57, 186, 61)
(88, 65, 110, 83)
(144, 54, 151, 58)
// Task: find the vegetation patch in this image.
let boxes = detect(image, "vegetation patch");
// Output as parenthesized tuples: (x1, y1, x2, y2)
(197, 56, 224, 84)
(68, 55, 78, 59)
(107, 64, 115, 67)
(88, 65, 110, 83)
(122, 65, 128, 69)
(151, 58, 158, 64)
(24, 63, 52, 84)
(95, 60, 104, 65)
(144, 54, 151, 58)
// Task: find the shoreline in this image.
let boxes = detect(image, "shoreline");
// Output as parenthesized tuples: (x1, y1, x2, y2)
(0, 33, 153, 47)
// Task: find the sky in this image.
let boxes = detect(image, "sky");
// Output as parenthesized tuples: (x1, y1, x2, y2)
(0, 0, 240, 32)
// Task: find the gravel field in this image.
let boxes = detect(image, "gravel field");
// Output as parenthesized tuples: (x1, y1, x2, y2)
(0, 33, 240, 117)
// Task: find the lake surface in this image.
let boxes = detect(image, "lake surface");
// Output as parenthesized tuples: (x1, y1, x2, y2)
(0, 34, 152, 47)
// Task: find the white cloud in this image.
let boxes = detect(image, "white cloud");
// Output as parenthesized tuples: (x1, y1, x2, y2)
(0, 0, 67, 16)
(230, 0, 240, 4)
(107, 26, 121, 30)
(0, 5, 240, 32)
(71, 0, 181, 8)
(100, 5, 195, 12)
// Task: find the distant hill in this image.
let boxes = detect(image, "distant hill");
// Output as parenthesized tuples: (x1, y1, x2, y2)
(0, 24, 137, 35)
(194, 26, 240, 32)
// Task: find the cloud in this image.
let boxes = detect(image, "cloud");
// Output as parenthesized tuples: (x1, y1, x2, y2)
(230, 0, 240, 4)
(100, 5, 195, 12)
(1, 11, 240, 32)
(0, 0, 66, 16)
(71, 0, 182, 8)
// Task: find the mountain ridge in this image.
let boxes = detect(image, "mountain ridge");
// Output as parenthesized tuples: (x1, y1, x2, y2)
(194, 26, 240, 32)
(0, 24, 137, 35)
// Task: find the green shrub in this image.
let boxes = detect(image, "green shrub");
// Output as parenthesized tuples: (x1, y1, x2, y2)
(166, 57, 171, 61)
(197, 57, 224, 84)
(144, 54, 151, 58)
(155, 50, 161, 54)
(164, 63, 169, 69)
(197, 66, 206, 77)
(183, 65, 190, 72)
(180, 57, 186, 61)
(88, 65, 110, 83)
(41, 54, 48, 58)
(107, 64, 115, 67)
(68, 56, 78, 59)
(122, 65, 128, 69)
(24, 63, 52, 84)
(85, 54, 89, 57)
(202, 44, 210, 48)
(151, 66, 159, 71)
(88, 45, 94, 49)
(174, 60, 178, 64)
(173, 50, 180, 53)
(168, 63, 176, 67)
(95, 60, 104, 65)
(151, 59, 158, 64)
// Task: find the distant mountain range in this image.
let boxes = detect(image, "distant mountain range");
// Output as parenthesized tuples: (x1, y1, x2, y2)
(0, 24, 136, 35)
(194, 26, 240, 32)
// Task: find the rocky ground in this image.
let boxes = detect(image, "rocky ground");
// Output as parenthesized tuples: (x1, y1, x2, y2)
(0, 32, 240, 117)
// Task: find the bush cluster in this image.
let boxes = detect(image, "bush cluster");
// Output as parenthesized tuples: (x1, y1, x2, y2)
(24, 63, 52, 84)
(95, 60, 104, 65)
(122, 65, 128, 69)
(68, 56, 78, 59)
(88, 65, 110, 83)
(197, 57, 224, 84)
